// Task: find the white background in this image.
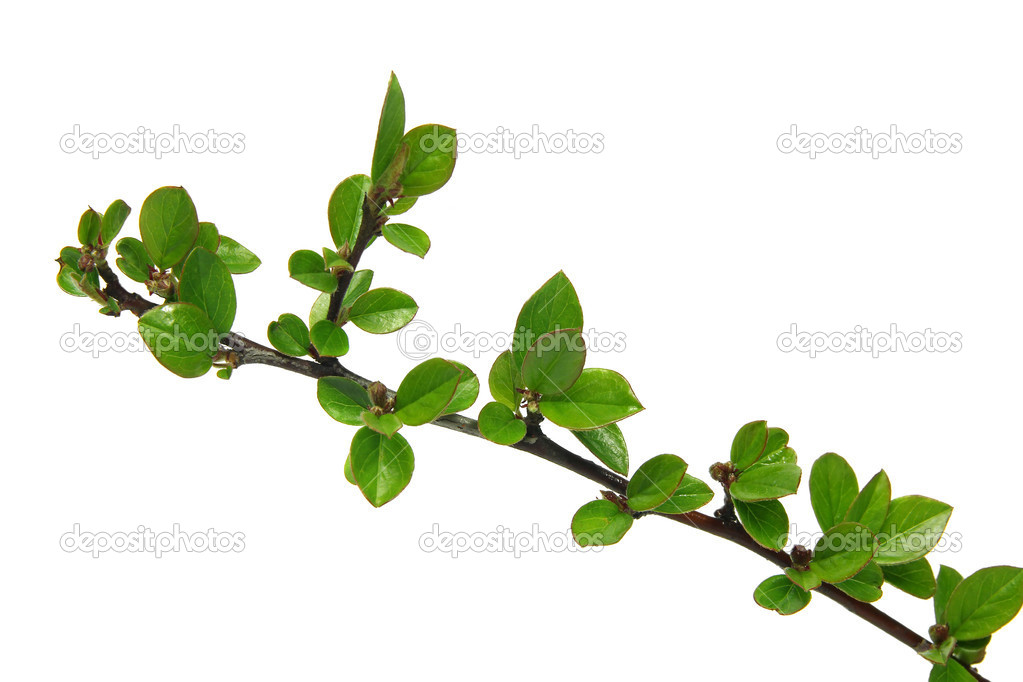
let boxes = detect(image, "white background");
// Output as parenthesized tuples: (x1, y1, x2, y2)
(3, 2, 1022, 680)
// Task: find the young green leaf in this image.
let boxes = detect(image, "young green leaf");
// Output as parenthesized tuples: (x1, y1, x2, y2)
(844, 470, 892, 536)
(734, 499, 789, 551)
(626, 454, 687, 512)
(784, 568, 822, 592)
(953, 636, 991, 666)
(289, 249, 337, 293)
(754, 575, 812, 615)
(394, 358, 462, 426)
(100, 199, 130, 246)
(322, 248, 351, 270)
(361, 411, 403, 438)
(371, 72, 406, 184)
(571, 499, 633, 547)
(139, 186, 199, 269)
(764, 427, 789, 459)
(943, 566, 1023, 640)
(521, 329, 586, 395)
(56, 265, 88, 297)
(347, 288, 418, 334)
(384, 196, 417, 216)
(397, 124, 456, 196)
(928, 659, 977, 682)
(309, 270, 375, 328)
(310, 320, 350, 357)
(809, 522, 878, 584)
(488, 350, 523, 411)
(443, 362, 479, 414)
(478, 402, 526, 445)
(317, 377, 372, 426)
(730, 420, 768, 470)
(654, 475, 715, 515)
(834, 561, 884, 603)
(572, 423, 629, 476)
(137, 302, 217, 378)
(935, 565, 965, 622)
(267, 313, 310, 357)
(114, 237, 153, 282)
(77, 207, 102, 246)
(730, 463, 802, 502)
(216, 235, 261, 274)
(809, 453, 859, 532)
(178, 247, 237, 334)
(344, 454, 357, 485)
(382, 223, 431, 258)
(882, 558, 937, 599)
(327, 174, 372, 250)
(349, 427, 414, 507)
(539, 368, 643, 430)
(512, 271, 584, 371)
(874, 495, 953, 566)
(196, 221, 220, 252)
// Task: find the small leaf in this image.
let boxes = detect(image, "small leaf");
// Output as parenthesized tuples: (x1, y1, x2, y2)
(809, 522, 878, 584)
(539, 368, 643, 430)
(196, 221, 220, 252)
(137, 302, 217, 378)
(394, 358, 461, 426)
(626, 454, 687, 512)
(342, 269, 374, 308)
(382, 223, 431, 258)
(289, 249, 337, 293)
(521, 329, 586, 395)
(443, 362, 479, 414)
(754, 575, 812, 615)
(349, 427, 414, 507)
(953, 636, 991, 666)
(310, 320, 350, 357)
(784, 568, 822, 592)
(348, 288, 418, 334)
(944, 565, 1023, 640)
(478, 402, 526, 445)
(56, 265, 88, 296)
(327, 174, 372, 250)
(512, 271, 584, 372)
(571, 499, 633, 547)
(654, 474, 715, 515)
(114, 237, 153, 282)
(322, 248, 351, 270)
(100, 199, 130, 246)
(935, 565, 965, 623)
(361, 411, 403, 438)
(178, 247, 237, 334)
(730, 463, 802, 502)
(834, 561, 884, 603)
(734, 499, 789, 551)
(384, 196, 417, 216)
(139, 186, 199, 269)
(572, 424, 629, 475)
(216, 235, 261, 274)
(844, 470, 892, 536)
(928, 659, 980, 682)
(730, 420, 768, 470)
(317, 377, 372, 425)
(809, 453, 859, 532)
(344, 455, 356, 485)
(216, 367, 232, 380)
(883, 558, 937, 599)
(875, 495, 953, 566)
(488, 350, 523, 411)
(397, 124, 457, 196)
(371, 72, 406, 184)
(77, 207, 102, 246)
(267, 313, 310, 357)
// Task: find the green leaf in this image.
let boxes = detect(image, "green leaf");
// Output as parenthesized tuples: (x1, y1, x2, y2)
(100, 199, 130, 246)
(178, 248, 236, 334)
(844, 470, 892, 536)
(328, 174, 372, 251)
(344, 454, 356, 484)
(361, 411, 403, 438)
(734, 499, 789, 551)
(308, 270, 374, 328)
(730, 420, 768, 470)
(539, 368, 643, 430)
(754, 575, 812, 615)
(216, 367, 232, 380)
(394, 358, 462, 426)
(936, 566, 965, 622)
(321, 248, 350, 270)
(267, 313, 310, 356)
(371, 72, 406, 184)
(382, 223, 431, 258)
(443, 362, 479, 414)
(875, 495, 953, 566)
(809, 453, 859, 532)
(397, 124, 456, 196)
(349, 427, 414, 507)
(834, 561, 884, 602)
(488, 350, 523, 411)
(654, 474, 715, 515)
(764, 427, 789, 459)
(572, 424, 629, 476)
(784, 568, 822, 591)
(928, 659, 980, 682)
(216, 235, 261, 274)
(310, 320, 350, 357)
(384, 196, 417, 216)
(521, 329, 586, 395)
(512, 271, 584, 372)
(139, 186, 199, 269)
(809, 522, 878, 584)
(571, 499, 633, 547)
(57, 265, 97, 297)
(348, 288, 418, 334)
(730, 463, 802, 502)
(77, 207, 102, 246)
(137, 303, 217, 378)
(626, 454, 687, 512)
(196, 221, 220, 253)
(478, 402, 527, 445)
(944, 566, 1023, 640)
(317, 377, 372, 426)
(883, 558, 937, 599)
(953, 636, 991, 666)
(289, 249, 337, 293)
